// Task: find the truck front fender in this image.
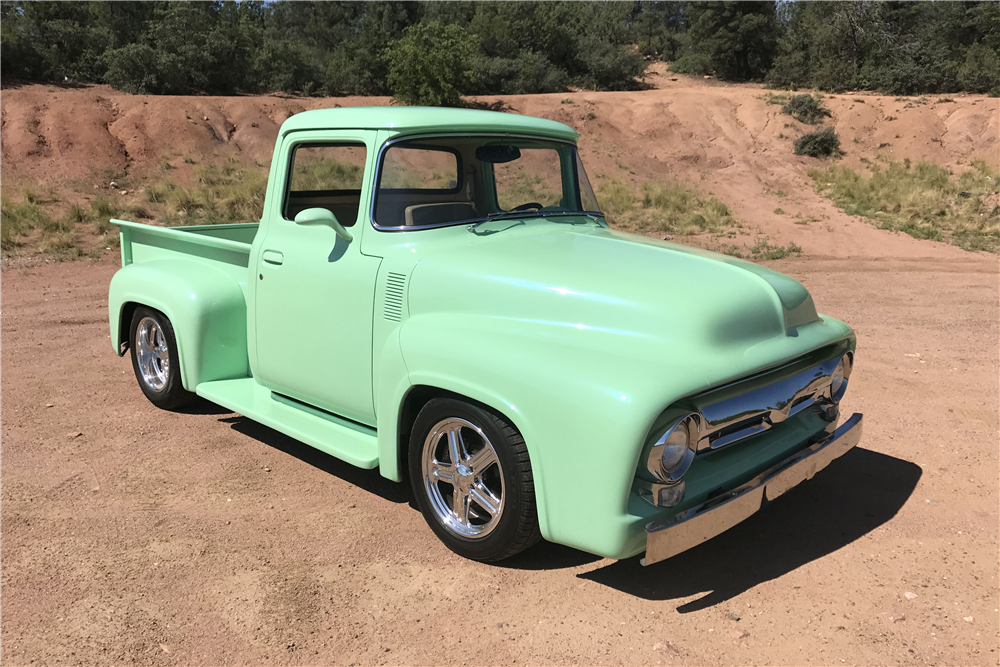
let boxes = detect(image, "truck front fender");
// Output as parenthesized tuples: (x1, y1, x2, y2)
(109, 260, 249, 391)
(394, 312, 701, 559)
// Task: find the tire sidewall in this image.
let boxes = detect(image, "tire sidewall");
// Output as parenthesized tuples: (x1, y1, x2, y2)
(129, 306, 186, 409)
(409, 398, 528, 561)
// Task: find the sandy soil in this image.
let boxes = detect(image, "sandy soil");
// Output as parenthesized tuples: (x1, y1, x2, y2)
(1, 73, 999, 665)
(2, 252, 996, 666)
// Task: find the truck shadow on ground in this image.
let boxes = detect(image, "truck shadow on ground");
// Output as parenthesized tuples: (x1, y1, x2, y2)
(576, 447, 922, 612)
(222, 415, 412, 505)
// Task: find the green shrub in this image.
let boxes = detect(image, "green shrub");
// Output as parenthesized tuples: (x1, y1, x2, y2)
(958, 43, 1000, 94)
(104, 43, 186, 95)
(781, 95, 830, 125)
(670, 53, 713, 76)
(794, 128, 841, 158)
(385, 21, 478, 107)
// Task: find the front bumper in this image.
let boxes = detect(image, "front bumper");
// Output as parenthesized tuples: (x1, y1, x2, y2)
(642, 412, 863, 566)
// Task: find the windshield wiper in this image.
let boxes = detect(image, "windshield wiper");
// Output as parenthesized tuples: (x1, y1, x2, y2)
(467, 210, 602, 232)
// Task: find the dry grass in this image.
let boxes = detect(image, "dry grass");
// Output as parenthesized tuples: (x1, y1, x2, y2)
(156, 160, 269, 226)
(597, 179, 740, 236)
(811, 159, 1000, 252)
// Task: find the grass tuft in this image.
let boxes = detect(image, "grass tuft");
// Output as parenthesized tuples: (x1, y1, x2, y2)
(1, 196, 52, 249)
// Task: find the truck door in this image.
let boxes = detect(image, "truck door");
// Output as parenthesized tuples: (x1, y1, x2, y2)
(253, 131, 381, 425)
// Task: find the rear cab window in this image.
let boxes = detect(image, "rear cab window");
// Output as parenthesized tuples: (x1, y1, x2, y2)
(284, 144, 368, 226)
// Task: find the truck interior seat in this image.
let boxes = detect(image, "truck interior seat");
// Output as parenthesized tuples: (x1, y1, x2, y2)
(404, 202, 477, 227)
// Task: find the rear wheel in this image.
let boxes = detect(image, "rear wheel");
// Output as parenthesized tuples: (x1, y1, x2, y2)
(129, 307, 197, 410)
(409, 398, 541, 562)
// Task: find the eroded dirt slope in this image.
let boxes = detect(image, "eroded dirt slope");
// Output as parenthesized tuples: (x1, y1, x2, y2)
(2, 71, 997, 258)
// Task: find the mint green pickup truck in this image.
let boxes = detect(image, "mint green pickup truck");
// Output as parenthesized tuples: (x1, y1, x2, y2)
(109, 107, 862, 565)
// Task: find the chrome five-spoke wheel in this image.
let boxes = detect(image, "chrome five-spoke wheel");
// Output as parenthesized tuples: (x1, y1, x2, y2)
(409, 398, 541, 562)
(135, 316, 170, 392)
(421, 417, 505, 538)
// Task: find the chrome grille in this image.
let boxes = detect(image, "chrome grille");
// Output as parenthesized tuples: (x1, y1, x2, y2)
(693, 355, 843, 452)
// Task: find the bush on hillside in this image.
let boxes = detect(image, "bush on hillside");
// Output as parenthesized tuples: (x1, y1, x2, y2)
(670, 53, 713, 76)
(781, 94, 831, 125)
(794, 128, 841, 158)
(103, 43, 186, 95)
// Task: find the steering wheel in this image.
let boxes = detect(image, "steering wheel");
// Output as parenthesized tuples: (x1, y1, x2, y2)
(511, 202, 543, 212)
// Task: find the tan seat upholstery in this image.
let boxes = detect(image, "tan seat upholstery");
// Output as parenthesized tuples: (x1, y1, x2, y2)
(404, 202, 477, 227)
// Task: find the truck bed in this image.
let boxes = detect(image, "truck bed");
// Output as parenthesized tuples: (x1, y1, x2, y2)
(113, 219, 258, 280)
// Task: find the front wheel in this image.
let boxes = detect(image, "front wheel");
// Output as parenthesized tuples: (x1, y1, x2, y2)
(409, 398, 541, 562)
(129, 306, 197, 410)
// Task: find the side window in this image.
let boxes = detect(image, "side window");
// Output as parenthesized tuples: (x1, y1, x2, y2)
(283, 143, 367, 226)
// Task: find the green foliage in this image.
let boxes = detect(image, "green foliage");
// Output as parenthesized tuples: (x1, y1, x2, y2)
(385, 22, 478, 107)
(959, 43, 1000, 94)
(671, 53, 714, 76)
(675, 1, 780, 82)
(781, 94, 831, 125)
(794, 128, 841, 158)
(811, 160, 1000, 253)
(597, 179, 740, 236)
(2, 1, 997, 97)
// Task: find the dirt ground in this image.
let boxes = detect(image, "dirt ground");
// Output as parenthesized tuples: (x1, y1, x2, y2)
(2, 251, 997, 666)
(1, 72, 999, 665)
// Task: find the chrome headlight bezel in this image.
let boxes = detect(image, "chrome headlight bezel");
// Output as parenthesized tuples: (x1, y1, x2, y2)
(646, 414, 698, 484)
(830, 352, 853, 403)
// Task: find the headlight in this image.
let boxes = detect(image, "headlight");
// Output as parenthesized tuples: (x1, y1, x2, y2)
(647, 415, 697, 484)
(830, 352, 853, 402)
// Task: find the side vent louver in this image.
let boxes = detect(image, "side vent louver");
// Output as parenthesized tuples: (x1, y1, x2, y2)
(384, 272, 407, 322)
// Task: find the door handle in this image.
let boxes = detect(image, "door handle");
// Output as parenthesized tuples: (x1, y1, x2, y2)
(262, 250, 284, 265)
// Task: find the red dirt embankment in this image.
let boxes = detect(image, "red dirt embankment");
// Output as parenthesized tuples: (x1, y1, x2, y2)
(2, 68, 997, 258)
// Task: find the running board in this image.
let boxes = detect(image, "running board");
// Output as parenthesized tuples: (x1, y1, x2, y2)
(196, 378, 379, 469)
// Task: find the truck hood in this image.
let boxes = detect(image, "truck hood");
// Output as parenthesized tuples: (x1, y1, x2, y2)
(405, 222, 840, 389)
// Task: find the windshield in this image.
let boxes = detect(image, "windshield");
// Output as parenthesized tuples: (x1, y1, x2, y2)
(373, 136, 602, 229)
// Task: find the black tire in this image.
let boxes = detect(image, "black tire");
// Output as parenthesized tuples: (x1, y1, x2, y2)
(129, 306, 198, 410)
(409, 397, 541, 562)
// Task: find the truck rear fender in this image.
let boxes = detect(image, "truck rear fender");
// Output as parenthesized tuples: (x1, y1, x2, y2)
(109, 260, 250, 391)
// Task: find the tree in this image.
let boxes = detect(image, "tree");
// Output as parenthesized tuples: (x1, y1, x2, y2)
(675, 1, 779, 81)
(959, 42, 1000, 94)
(385, 21, 478, 106)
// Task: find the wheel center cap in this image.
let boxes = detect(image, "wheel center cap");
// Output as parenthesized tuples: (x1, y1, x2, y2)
(456, 464, 472, 478)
